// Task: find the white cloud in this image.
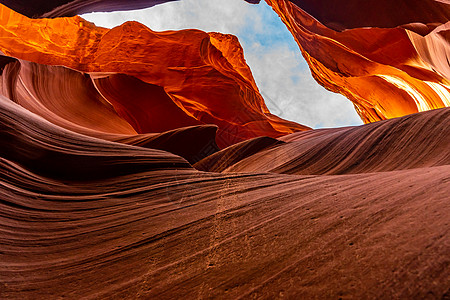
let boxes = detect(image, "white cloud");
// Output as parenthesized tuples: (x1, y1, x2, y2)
(82, 0, 253, 33)
(82, 0, 362, 128)
(245, 43, 362, 128)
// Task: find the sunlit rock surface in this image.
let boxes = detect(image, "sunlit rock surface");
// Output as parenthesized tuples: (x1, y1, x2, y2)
(0, 54, 219, 163)
(0, 1, 449, 299)
(266, 0, 450, 123)
(0, 4, 308, 148)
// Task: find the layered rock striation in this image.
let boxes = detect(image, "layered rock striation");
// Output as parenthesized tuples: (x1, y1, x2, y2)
(1, 96, 449, 299)
(0, 4, 308, 148)
(0, 1, 449, 299)
(266, 0, 450, 122)
(196, 107, 450, 174)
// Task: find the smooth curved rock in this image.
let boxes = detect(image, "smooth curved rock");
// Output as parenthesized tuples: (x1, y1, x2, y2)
(0, 99, 449, 298)
(0, 2, 449, 299)
(194, 136, 284, 172)
(114, 125, 219, 164)
(223, 108, 450, 174)
(285, 0, 450, 32)
(3, 0, 448, 125)
(0, 97, 191, 180)
(0, 55, 136, 136)
(0, 55, 218, 163)
(0, 5, 309, 147)
(266, 0, 450, 123)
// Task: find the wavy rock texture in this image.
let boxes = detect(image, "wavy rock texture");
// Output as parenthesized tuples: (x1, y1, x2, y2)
(0, 54, 219, 163)
(0, 1, 449, 299)
(0, 4, 308, 148)
(1, 96, 450, 299)
(194, 136, 284, 173)
(197, 108, 450, 175)
(265, 0, 450, 123)
(2, 0, 449, 125)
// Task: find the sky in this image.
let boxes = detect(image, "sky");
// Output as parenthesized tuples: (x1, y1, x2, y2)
(82, 0, 363, 128)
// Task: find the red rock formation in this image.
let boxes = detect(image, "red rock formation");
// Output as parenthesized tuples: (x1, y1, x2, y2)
(0, 2, 449, 299)
(3, 0, 449, 125)
(0, 55, 136, 136)
(0, 54, 219, 163)
(0, 4, 309, 148)
(0, 98, 449, 298)
(265, 0, 450, 123)
(194, 136, 284, 172)
(201, 108, 450, 174)
(283, 0, 450, 31)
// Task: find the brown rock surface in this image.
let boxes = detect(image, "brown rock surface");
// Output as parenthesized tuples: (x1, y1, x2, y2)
(194, 136, 284, 172)
(215, 108, 450, 174)
(0, 99, 449, 298)
(0, 2, 449, 299)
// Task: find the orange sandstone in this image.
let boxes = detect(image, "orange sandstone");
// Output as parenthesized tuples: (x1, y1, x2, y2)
(266, 0, 450, 123)
(0, 4, 308, 147)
